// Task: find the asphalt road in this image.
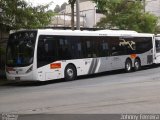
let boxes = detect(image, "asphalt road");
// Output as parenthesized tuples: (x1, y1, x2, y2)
(0, 65, 160, 114)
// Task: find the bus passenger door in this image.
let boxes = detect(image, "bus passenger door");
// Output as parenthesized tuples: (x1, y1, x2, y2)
(155, 37, 160, 64)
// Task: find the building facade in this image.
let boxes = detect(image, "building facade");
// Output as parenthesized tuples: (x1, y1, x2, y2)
(49, 0, 104, 28)
(145, 0, 160, 17)
(49, 0, 160, 28)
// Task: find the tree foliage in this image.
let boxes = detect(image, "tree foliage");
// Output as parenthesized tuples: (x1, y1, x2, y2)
(0, 0, 54, 30)
(54, 5, 61, 13)
(93, 0, 158, 33)
(61, 2, 67, 11)
(54, 2, 67, 13)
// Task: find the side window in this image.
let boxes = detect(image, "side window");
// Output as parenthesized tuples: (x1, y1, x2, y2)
(57, 36, 73, 60)
(86, 39, 92, 57)
(57, 36, 82, 60)
(119, 38, 136, 55)
(93, 37, 101, 57)
(81, 36, 92, 58)
(135, 37, 152, 53)
(82, 36, 101, 58)
(99, 37, 110, 57)
(110, 37, 126, 56)
(73, 37, 83, 59)
(77, 43, 82, 54)
(70, 36, 83, 59)
(57, 36, 93, 60)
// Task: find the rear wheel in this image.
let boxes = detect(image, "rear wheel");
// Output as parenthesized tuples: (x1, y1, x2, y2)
(64, 64, 77, 81)
(134, 58, 141, 71)
(125, 59, 132, 72)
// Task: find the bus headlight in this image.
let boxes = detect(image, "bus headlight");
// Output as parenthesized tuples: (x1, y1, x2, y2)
(26, 66, 33, 73)
(6, 67, 15, 73)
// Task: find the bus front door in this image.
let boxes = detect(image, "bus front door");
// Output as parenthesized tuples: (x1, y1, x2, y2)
(155, 38, 160, 64)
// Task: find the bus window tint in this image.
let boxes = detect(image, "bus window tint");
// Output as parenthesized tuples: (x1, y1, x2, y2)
(58, 37, 71, 59)
(57, 36, 82, 59)
(37, 36, 83, 68)
(81, 36, 103, 58)
(134, 37, 152, 54)
(118, 37, 152, 55)
(86, 40, 92, 57)
(37, 35, 153, 68)
(109, 37, 126, 56)
(100, 39, 109, 57)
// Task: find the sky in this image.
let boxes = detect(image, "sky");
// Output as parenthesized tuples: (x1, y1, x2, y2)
(25, 0, 68, 10)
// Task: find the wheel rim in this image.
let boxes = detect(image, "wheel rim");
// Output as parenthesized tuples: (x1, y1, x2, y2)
(67, 68, 74, 78)
(135, 61, 139, 69)
(126, 62, 131, 71)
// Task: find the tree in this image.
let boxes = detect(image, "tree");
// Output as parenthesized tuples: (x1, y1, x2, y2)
(68, 0, 76, 30)
(61, 2, 67, 10)
(54, 5, 61, 13)
(54, 2, 67, 13)
(93, 0, 158, 33)
(0, 0, 54, 30)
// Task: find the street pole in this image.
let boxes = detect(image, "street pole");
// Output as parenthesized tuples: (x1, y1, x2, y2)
(76, 0, 80, 30)
(143, 0, 146, 13)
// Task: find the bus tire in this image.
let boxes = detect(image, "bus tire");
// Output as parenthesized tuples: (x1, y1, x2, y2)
(125, 59, 132, 72)
(134, 58, 141, 71)
(64, 64, 77, 81)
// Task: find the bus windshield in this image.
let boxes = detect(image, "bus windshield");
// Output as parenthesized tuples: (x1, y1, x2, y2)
(6, 31, 37, 67)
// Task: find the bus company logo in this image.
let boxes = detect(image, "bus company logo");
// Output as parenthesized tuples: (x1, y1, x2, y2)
(119, 39, 136, 50)
(2, 113, 18, 120)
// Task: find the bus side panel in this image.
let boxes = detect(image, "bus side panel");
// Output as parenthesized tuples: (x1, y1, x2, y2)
(36, 57, 115, 81)
(36, 63, 63, 81)
(36, 59, 92, 81)
(138, 50, 153, 66)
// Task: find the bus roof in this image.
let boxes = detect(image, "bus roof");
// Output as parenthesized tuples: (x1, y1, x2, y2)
(37, 29, 154, 37)
(10, 29, 154, 37)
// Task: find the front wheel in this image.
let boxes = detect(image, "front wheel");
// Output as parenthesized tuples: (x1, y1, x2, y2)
(134, 59, 141, 71)
(125, 59, 132, 72)
(64, 64, 77, 81)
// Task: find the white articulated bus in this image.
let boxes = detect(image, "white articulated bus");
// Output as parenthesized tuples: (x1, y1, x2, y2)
(6, 29, 157, 81)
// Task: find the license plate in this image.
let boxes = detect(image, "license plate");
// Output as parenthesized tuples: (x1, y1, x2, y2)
(15, 77, 20, 80)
